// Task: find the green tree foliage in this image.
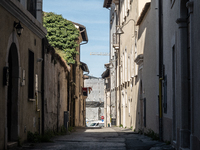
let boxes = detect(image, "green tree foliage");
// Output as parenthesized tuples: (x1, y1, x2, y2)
(43, 12, 79, 64)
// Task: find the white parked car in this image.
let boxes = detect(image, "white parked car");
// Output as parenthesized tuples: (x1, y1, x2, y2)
(89, 121, 104, 127)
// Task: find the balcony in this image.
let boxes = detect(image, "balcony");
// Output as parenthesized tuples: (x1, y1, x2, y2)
(112, 33, 119, 50)
(134, 54, 144, 65)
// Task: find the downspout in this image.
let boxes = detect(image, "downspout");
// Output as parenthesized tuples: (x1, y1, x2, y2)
(80, 41, 88, 45)
(41, 38, 45, 134)
(35, 88, 41, 134)
(108, 7, 111, 127)
(158, 0, 163, 141)
(109, 6, 112, 127)
(118, 0, 121, 127)
(80, 29, 88, 45)
(114, 5, 118, 126)
(186, 2, 194, 150)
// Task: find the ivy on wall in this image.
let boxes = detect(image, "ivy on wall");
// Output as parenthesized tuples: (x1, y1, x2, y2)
(43, 12, 79, 64)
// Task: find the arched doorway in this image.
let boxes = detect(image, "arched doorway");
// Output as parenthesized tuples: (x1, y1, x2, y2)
(7, 43, 19, 141)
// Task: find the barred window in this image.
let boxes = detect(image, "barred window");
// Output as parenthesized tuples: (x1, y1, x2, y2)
(27, 0, 36, 18)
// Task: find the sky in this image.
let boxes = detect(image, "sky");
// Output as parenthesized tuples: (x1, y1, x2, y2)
(43, 0, 109, 78)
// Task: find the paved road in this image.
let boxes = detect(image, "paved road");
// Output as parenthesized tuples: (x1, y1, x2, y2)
(13, 127, 174, 150)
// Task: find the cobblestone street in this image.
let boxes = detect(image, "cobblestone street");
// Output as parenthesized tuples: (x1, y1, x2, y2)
(12, 127, 174, 150)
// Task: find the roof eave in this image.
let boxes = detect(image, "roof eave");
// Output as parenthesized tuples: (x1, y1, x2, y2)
(80, 61, 90, 73)
(136, 2, 151, 26)
(72, 21, 88, 42)
(103, 0, 112, 8)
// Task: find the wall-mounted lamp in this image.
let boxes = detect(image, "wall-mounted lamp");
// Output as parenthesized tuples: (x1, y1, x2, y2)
(37, 58, 43, 62)
(116, 19, 136, 35)
(14, 21, 24, 36)
(109, 62, 114, 69)
(116, 26, 124, 35)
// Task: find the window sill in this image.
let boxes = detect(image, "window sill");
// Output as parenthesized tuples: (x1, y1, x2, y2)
(28, 99, 35, 102)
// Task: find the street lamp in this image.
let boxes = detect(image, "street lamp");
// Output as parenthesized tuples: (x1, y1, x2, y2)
(14, 21, 24, 36)
(116, 25, 124, 35)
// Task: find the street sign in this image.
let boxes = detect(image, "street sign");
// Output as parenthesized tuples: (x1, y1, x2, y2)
(101, 116, 104, 119)
(102, 119, 104, 122)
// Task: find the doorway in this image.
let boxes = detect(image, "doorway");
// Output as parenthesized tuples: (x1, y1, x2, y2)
(7, 43, 19, 141)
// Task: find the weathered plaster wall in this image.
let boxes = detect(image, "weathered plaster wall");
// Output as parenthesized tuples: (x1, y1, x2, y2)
(138, 0, 151, 17)
(190, 0, 200, 148)
(44, 51, 68, 132)
(86, 108, 104, 121)
(162, 0, 179, 142)
(0, 4, 44, 148)
(137, 0, 159, 133)
(119, 0, 139, 129)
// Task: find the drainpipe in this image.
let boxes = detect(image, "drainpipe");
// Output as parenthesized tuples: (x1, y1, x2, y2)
(35, 91, 41, 134)
(41, 38, 45, 134)
(109, 6, 112, 127)
(118, 1, 121, 127)
(80, 41, 88, 45)
(158, 0, 163, 141)
(80, 29, 88, 45)
(186, 1, 194, 149)
(35, 73, 41, 134)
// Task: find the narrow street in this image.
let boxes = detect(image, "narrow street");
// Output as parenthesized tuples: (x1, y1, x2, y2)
(13, 127, 173, 150)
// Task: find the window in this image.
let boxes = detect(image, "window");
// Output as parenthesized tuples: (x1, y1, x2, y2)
(131, 45, 134, 77)
(28, 50, 34, 99)
(163, 75, 167, 113)
(128, 55, 130, 80)
(128, 0, 130, 10)
(144, 98, 146, 127)
(128, 99, 130, 116)
(125, 49, 127, 81)
(27, 0, 36, 18)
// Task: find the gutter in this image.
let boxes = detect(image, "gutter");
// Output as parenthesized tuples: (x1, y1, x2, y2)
(80, 28, 88, 45)
(158, 0, 163, 141)
(41, 38, 45, 134)
(118, 0, 121, 127)
(80, 41, 88, 45)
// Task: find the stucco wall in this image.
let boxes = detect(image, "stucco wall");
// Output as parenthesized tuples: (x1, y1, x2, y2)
(86, 108, 104, 121)
(118, 0, 139, 129)
(191, 0, 200, 148)
(137, 0, 159, 133)
(44, 51, 68, 132)
(0, 4, 44, 148)
(84, 78, 104, 102)
(85, 78, 104, 123)
(162, 0, 179, 142)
